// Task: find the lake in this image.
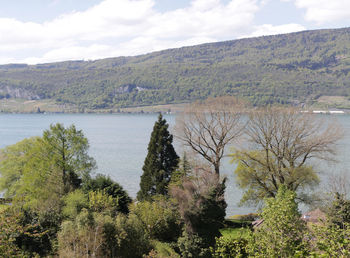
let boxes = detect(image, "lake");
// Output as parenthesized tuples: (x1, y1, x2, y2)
(0, 113, 349, 215)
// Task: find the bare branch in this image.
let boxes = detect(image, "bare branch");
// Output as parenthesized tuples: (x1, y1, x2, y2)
(233, 106, 343, 205)
(175, 96, 247, 174)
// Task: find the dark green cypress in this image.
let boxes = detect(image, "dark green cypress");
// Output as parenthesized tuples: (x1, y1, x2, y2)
(137, 114, 179, 201)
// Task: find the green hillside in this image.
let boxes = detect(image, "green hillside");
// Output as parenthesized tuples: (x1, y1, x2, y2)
(0, 27, 350, 109)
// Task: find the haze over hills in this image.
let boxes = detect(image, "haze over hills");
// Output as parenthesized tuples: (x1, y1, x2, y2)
(0, 27, 350, 110)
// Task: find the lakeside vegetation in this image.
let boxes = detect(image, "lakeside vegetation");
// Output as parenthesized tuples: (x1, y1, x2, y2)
(0, 27, 350, 111)
(0, 98, 189, 114)
(0, 97, 349, 257)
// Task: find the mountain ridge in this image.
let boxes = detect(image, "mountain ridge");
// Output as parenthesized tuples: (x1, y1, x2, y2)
(0, 27, 349, 109)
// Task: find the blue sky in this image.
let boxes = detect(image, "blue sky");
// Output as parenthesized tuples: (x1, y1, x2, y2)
(0, 0, 349, 64)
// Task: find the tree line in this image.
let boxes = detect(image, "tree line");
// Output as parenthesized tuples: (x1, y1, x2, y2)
(0, 96, 348, 257)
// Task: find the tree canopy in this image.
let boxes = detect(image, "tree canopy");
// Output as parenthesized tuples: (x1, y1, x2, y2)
(42, 123, 96, 192)
(137, 114, 179, 201)
(82, 174, 132, 214)
(0, 123, 96, 210)
(231, 107, 342, 205)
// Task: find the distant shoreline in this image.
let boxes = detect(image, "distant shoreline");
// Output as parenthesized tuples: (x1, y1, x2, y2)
(1, 98, 349, 114)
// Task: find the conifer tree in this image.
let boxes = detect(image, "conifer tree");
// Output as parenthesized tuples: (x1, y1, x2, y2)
(137, 114, 179, 201)
(170, 152, 192, 187)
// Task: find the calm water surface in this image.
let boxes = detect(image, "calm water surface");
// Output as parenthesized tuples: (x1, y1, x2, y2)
(0, 113, 349, 215)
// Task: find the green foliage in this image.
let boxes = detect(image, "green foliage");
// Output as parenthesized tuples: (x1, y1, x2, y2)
(58, 209, 115, 257)
(63, 189, 125, 220)
(327, 192, 350, 229)
(211, 236, 248, 258)
(114, 214, 153, 258)
(0, 207, 56, 257)
(137, 114, 179, 201)
(82, 174, 132, 214)
(177, 231, 211, 258)
(62, 189, 89, 219)
(129, 197, 182, 242)
(16, 208, 62, 256)
(148, 240, 180, 257)
(42, 123, 96, 192)
(219, 227, 250, 239)
(246, 185, 308, 257)
(0, 124, 97, 256)
(0, 137, 39, 198)
(0, 123, 95, 212)
(171, 170, 227, 247)
(233, 150, 319, 205)
(170, 153, 192, 187)
(0, 207, 24, 257)
(230, 107, 340, 206)
(0, 137, 65, 212)
(307, 194, 350, 256)
(88, 190, 118, 215)
(309, 222, 350, 257)
(1, 27, 350, 109)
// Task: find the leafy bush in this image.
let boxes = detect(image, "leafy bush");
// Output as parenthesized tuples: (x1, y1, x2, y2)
(82, 174, 132, 214)
(211, 236, 248, 258)
(177, 231, 211, 258)
(145, 240, 180, 258)
(129, 197, 182, 242)
(58, 209, 115, 257)
(88, 190, 118, 215)
(246, 185, 308, 257)
(309, 222, 350, 256)
(16, 209, 61, 257)
(0, 207, 25, 257)
(327, 192, 350, 229)
(114, 214, 152, 258)
(62, 189, 88, 219)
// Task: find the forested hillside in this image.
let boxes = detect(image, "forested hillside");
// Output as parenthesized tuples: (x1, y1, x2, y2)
(0, 27, 350, 109)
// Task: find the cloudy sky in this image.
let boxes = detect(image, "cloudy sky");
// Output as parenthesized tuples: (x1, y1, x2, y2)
(0, 0, 349, 64)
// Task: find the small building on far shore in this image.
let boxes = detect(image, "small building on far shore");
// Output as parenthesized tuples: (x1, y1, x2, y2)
(312, 110, 345, 114)
(312, 110, 328, 114)
(329, 110, 345, 114)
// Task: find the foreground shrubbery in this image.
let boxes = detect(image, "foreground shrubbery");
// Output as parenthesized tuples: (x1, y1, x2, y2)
(211, 236, 248, 258)
(210, 188, 350, 257)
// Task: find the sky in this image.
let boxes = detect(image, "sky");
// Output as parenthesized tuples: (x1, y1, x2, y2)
(0, 0, 349, 64)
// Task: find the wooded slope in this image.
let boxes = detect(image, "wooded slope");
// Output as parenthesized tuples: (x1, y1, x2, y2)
(0, 27, 349, 109)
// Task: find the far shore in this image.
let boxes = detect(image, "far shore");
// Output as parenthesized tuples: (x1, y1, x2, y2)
(1, 98, 350, 114)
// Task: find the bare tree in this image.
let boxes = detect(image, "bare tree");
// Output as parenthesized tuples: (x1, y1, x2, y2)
(175, 96, 246, 175)
(327, 171, 350, 197)
(232, 107, 343, 205)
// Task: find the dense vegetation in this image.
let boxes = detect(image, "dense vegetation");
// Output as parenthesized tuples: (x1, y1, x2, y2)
(0, 102, 349, 257)
(0, 27, 350, 109)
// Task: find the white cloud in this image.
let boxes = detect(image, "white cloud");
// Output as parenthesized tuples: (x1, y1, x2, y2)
(292, 0, 350, 24)
(0, 0, 307, 64)
(245, 23, 305, 38)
